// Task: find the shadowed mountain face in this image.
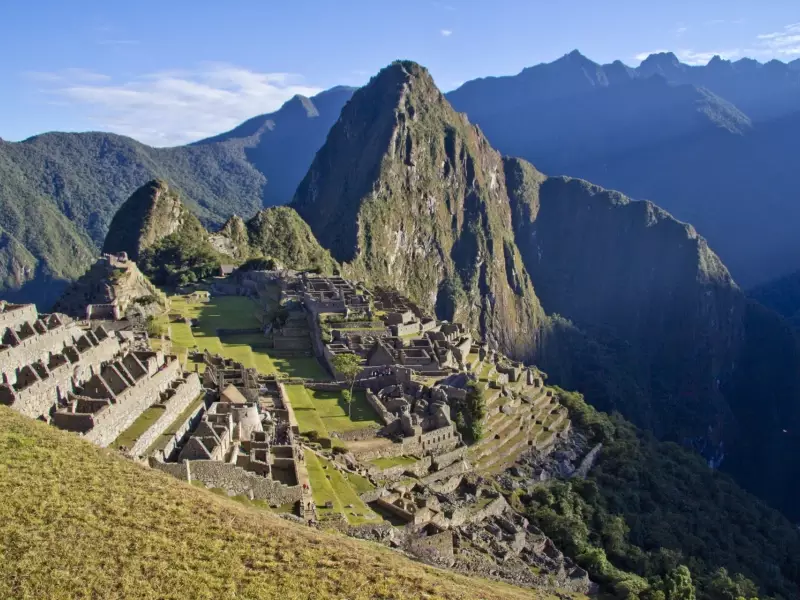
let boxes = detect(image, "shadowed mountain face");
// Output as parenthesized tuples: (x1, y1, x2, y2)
(0, 87, 354, 307)
(447, 51, 800, 287)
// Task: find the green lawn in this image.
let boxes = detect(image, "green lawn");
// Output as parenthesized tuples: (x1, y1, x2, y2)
(271, 356, 329, 380)
(284, 385, 329, 436)
(305, 452, 342, 518)
(306, 453, 379, 525)
(112, 406, 165, 450)
(306, 389, 381, 434)
(344, 471, 375, 494)
(369, 455, 419, 469)
(161, 294, 329, 379)
(317, 456, 378, 525)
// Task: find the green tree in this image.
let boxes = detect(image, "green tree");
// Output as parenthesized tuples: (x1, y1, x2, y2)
(661, 566, 696, 600)
(331, 353, 362, 418)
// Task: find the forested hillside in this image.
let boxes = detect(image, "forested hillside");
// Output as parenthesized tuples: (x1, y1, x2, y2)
(0, 87, 352, 307)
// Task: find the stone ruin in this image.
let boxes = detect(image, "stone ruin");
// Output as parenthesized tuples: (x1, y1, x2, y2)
(324, 323, 472, 378)
(0, 301, 201, 449)
(301, 274, 371, 317)
(54, 252, 166, 322)
(150, 354, 304, 508)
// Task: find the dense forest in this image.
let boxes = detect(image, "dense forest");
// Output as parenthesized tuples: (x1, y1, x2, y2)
(510, 388, 800, 600)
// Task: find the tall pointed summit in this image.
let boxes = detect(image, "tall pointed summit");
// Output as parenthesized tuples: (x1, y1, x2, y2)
(293, 60, 546, 357)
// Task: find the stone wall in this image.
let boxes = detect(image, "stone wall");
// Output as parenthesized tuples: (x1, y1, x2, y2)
(4, 332, 121, 419)
(125, 374, 203, 457)
(364, 388, 395, 425)
(406, 530, 454, 565)
(432, 446, 467, 470)
(572, 443, 602, 479)
(469, 495, 509, 524)
(334, 426, 381, 442)
(1, 320, 84, 376)
(188, 460, 302, 505)
(159, 399, 207, 461)
(421, 459, 469, 484)
(304, 381, 347, 392)
(0, 303, 38, 331)
(82, 360, 183, 448)
(390, 322, 419, 337)
(370, 456, 433, 481)
(149, 458, 190, 480)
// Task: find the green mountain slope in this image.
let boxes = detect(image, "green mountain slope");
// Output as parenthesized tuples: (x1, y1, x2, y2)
(98, 181, 337, 287)
(0, 87, 354, 306)
(245, 206, 338, 274)
(0, 148, 96, 308)
(523, 389, 800, 600)
(293, 60, 546, 358)
(0, 405, 563, 600)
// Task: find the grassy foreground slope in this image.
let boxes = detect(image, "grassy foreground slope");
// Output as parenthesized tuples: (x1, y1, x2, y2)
(0, 407, 564, 600)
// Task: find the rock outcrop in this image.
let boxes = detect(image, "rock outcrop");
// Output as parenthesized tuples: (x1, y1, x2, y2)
(102, 180, 188, 261)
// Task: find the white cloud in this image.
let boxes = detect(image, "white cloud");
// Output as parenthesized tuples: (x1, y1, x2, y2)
(677, 48, 741, 65)
(440, 29, 453, 37)
(31, 63, 322, 146)
(633, 49, 740, 66)
(25, 68, 111, 83)
(756, 22, 800, 56)
(634, 49, 669, 62)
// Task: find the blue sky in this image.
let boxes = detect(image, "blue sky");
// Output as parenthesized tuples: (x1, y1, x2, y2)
(1, 0, 798, 146)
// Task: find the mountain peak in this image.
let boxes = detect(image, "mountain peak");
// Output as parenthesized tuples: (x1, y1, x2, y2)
(281, 94, 319, 118)
(102, 180, 188, 260)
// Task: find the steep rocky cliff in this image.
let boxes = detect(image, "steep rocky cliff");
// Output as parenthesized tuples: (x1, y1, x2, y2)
(293, 61, 545, 357)
(504, 159, 745, 435)
(102, 180, 189, 260)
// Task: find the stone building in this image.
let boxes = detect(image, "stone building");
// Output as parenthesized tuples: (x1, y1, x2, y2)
(150, 355, 304, 507)
(301, 274, 371, 317)
(0, 301, 201, 449)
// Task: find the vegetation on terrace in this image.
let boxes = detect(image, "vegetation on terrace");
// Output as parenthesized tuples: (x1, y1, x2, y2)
(0, 406, 572, 600)
(112, 405, 165, 450)
(305, 452, 379, 525)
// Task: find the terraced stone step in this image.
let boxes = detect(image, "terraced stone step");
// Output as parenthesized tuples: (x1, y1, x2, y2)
(471, 418, 531, 462)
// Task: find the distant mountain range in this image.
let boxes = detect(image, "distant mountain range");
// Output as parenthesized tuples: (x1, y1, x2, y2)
(446, 50, 800, 287)
(4, 51, 800, 305)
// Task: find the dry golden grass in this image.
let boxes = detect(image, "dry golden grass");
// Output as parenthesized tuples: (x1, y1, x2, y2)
(0, 407, 570, 600)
